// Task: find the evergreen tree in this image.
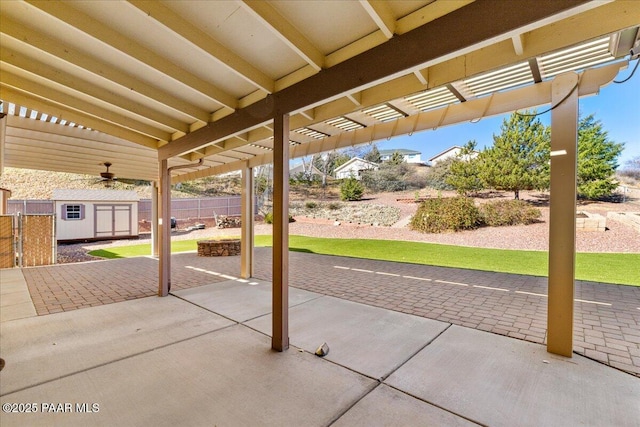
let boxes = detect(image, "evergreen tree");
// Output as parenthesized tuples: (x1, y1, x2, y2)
(446, 140, 483, 196)
(577, 114, 623, 200)
(313, 151, 351, 185)
(364, 144, 382, 163)
(479, 111, 550, 199)
(388, 151, 405, 166)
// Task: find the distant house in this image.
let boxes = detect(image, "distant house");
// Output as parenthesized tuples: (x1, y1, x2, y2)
(334, 157, 379, 180)
(289, 162, 324, 180)
(429, 146, 478, 165)
(52, 189, 139, 242)
(379, 149, 422, 164)
(429, 146, 462, 165)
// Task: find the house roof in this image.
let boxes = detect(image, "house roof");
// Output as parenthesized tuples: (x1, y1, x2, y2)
(428, 146, 464, 162)
(334, 157, 380, 173)
(52, 189, 139, 202)
(0, 1, 636, 182)
(289, 163, 323, 176)
(379, 149, 421, 156)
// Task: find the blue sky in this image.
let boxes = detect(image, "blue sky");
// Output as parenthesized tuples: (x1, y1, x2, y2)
(374, 60, 640, 167)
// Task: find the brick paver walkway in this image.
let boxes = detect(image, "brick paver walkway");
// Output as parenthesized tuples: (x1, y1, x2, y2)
(19, 248, 640, 376)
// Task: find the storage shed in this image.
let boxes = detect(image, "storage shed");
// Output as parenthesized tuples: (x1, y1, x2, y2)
(52, 189, 139, 242)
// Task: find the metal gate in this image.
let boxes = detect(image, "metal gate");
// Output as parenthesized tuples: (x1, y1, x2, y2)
(0, 214, 56, 268)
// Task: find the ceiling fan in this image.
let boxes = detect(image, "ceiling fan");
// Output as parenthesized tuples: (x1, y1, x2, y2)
(99, 162, 117, 186)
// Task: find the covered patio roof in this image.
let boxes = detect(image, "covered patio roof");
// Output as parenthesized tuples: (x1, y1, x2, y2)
(1, 0, 639, 357)
(1, 1, 638, 182)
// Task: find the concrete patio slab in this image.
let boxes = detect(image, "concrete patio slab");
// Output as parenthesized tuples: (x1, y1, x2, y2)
(0, 296, 234, 395)
(333, 384, 480, 426)
(0, 324, 376, 427)
(385, 325, 640, 427)
(246, 295, 450, 379)
(0, 268, 36, 322)
(172, 279, 322, 322)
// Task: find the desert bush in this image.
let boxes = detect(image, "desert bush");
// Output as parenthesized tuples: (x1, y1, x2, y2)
(327, 202, 341, 210)
(305, 201, 318, 209)
(361, 162, 424, 192)
(263, 212, 295, 224)
(424, 158, 456, 190)
(410, 197, 480, 233)
(478, 200, 541, 226)
(340, 178, 364, 201)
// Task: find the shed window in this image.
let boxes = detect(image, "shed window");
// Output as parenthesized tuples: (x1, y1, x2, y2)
(62, 204, 85, 220)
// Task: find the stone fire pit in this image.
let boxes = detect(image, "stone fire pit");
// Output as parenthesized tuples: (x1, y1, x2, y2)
(576, 211, 606, 232)
(197, 239, 241, 256)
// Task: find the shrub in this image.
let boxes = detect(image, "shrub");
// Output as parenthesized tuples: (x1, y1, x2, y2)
(424, 158, 456, 190)
(410, 197, 480, 233)
(479, 200, 541, 226)
(305, 201, 318, 209)
(327, 202, 341, 210)
(263, 212, 295, 224)
(340, 178, 364, 201)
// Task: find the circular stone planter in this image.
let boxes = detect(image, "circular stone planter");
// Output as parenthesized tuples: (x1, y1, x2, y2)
(197, 239, 241, 257)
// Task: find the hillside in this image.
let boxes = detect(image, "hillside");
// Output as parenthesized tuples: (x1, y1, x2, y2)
(0, 167, 241, 200)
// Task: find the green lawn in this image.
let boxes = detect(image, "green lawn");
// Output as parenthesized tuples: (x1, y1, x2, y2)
(88, 235, 640, 286)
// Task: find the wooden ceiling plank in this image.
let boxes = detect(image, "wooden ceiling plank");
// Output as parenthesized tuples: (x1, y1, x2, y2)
(1, 47, 189, 133)
(240, 0, 325, 71)
(396, 0, 475, 35)
(0, 17, 210, 123)
(0, 87, 159, 149)
(25, 0, 238, 109)
(1, 72, 172, 141)
(128, 0, 275, 94)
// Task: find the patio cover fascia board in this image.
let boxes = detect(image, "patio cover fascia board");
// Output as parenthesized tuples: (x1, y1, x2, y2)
(158, 0, 594, 161)
(171, 62, 625, 183)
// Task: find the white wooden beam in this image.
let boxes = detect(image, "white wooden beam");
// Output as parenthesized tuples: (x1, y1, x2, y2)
(359, 0, 396, 39)
(240, 1, 324, 71)
(512, 34, 525, 55)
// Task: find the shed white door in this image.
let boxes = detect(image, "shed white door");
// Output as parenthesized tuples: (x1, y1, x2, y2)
(95, 204, 132, 238)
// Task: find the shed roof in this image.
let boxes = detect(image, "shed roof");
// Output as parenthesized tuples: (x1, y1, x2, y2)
(52, 189, 139, 202)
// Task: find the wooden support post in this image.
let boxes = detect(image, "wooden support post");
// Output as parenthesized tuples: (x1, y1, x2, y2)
(0, 113, 6, 176)
(547, 72, 579, 357)
(272, 113, 290, 352)
(158, 159, 171, 296)
(241, 162, 254, 279)
(151, 181, 159, 258)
